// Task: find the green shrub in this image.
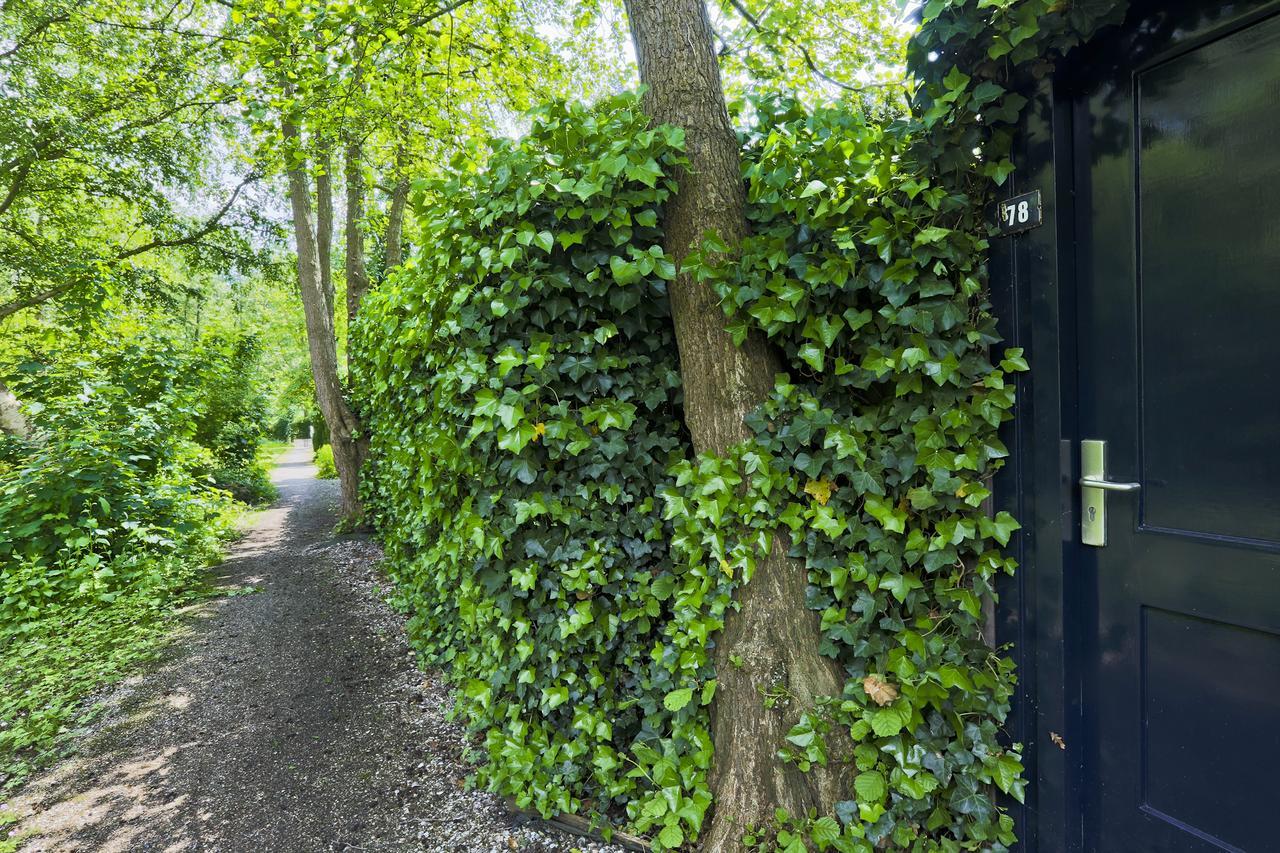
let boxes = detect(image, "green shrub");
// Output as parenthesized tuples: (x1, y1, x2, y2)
(211, 461, 277, 504)
(359, 89, 1035, 851)
(0, 335, 239, 787)
(356, 95, 705, 837)
(192, 335, 269, 468)
(313, 443, 337, 479)
(668, 95, 1025, 848)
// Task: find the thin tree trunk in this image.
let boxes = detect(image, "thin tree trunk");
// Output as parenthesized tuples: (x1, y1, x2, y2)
(340, 137, 371, 394)
(383, 176, 409, 272)
(316, 146, 335, 319)
(344, 138, 369, 328)
(623, 2, 851, 850)
(281, 119, 365, 522)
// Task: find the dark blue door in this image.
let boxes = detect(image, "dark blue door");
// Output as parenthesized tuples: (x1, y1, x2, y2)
(1071, 2, 1280, 850)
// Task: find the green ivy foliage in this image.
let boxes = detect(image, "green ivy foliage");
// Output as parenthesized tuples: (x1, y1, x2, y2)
(677, 0, 1132, 848)
(680, 95, 1025, 851)
(356, 95, 719, 846)
(358, 1, 1138, 849)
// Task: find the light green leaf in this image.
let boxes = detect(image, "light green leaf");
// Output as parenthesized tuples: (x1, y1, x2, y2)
(800, 179, 828, 198)
(663, 688, 694, 712)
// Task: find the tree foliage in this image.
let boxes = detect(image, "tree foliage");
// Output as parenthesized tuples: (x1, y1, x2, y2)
(0, 0, 262, 322)
(712, 0, 913, 107)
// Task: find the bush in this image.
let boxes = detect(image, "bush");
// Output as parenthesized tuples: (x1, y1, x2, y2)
(192, 335, 269, 467)
(356, 95, 703, 837)
(313, 443, 337, 479)
(211, 461, 277, 504)
(0, 335, 239, 787)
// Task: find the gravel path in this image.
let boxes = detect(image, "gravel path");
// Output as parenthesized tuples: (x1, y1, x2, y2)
(1, 442, 626, 853)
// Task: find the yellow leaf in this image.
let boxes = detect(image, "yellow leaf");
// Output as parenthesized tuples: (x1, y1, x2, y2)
(804, 478, 834, 506)
(533, 422, 546, 442)
(719, 558, 733, 578)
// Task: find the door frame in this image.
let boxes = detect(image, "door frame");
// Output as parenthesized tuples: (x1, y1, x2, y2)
(990, 58, 1082, 853)
(992, 2, 1280, 850)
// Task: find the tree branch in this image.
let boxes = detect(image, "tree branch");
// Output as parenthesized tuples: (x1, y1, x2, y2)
(116, 172, 256, 260)
(723, 0, 866, 92)
(0, 13, 70, 61)
(0, 173, 257, 322)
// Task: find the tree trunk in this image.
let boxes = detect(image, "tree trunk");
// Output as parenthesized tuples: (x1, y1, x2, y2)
(344, 138, 369, 328)
(0, 381, 31, 439)
(281, 119, 365, 522)
(383, 176, 409, 272)
(316, 146, 336, 319)
(623, 2, 850, 849)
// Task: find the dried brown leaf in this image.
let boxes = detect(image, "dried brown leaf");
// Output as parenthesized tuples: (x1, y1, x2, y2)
(862, 674, 899, 707)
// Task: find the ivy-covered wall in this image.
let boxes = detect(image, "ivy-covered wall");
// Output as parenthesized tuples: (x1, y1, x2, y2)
(357, 1, 1134, 850)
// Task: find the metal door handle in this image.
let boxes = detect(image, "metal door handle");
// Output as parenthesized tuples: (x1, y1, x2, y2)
(1078, 477, 1141, 492)
(1080, 439, 1139, 546)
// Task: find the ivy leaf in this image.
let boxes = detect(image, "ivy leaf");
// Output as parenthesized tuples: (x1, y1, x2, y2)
(870, 705, 910, 737)
(862, 675, 898, 706)
(811, 815, 841, 849)
(880, 571, 922, 603)
(663, 688, 694, 712)
(854, 770, 887, 802)
(992, 753, 1025, 801)
(980, 511, 1021, 545)
(942, 65, 971, 93)
(864, 496, 906, 533)
(494, 351, 522, 380)
(657, 823, 684, 848)
(971, 80, 1005, 106)
(609, 255, 641, 285)
(798, 342, 825, 371)
(950, 783, 992, 820)
(804, 478, 834, 506)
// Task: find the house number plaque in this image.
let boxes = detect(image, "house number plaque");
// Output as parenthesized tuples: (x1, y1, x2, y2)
(997, 189, 1043, 236)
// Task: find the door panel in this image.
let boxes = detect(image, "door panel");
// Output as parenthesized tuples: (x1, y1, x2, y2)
(1141, 607, 1280, 849)
(1137, 16, 1280, 544)
(1072, 2, 1280, 850)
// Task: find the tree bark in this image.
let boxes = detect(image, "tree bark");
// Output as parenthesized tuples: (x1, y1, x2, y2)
(316, 146, 336, 319)
(623, 2, 850, 850)
(344, 138, 369, 328)
(383, 176, 409, 272)
(281, 119, 365, 522)
(0, 381, 31, 439)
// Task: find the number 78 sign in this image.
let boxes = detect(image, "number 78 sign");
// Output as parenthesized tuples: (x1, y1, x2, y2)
(997, 189, 1043, 236)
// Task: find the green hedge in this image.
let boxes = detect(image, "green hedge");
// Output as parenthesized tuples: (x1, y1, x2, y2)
(357, 88, 1027, 848)
(357, 95, 708, 839)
